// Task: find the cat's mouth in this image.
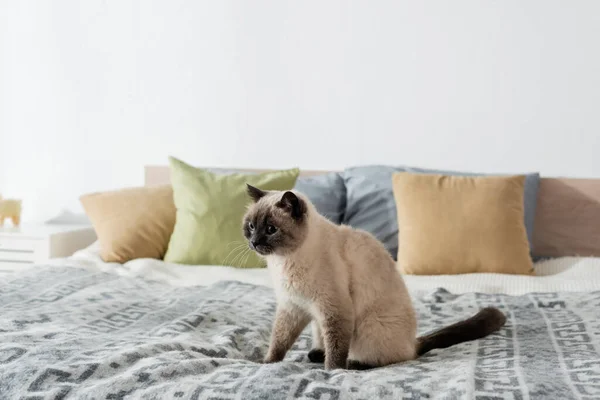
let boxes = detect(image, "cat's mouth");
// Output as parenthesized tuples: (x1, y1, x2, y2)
(249, 242, 272, 256)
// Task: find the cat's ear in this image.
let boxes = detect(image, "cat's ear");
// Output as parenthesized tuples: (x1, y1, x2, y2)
(246, 184, 266, 202)
(277, 191, 306, 220)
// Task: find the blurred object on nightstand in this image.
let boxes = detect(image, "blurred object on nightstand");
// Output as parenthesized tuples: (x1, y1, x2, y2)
(0, 195, 23, 227)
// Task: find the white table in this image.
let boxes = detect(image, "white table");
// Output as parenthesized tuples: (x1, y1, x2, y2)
(0, 224, 97, 269)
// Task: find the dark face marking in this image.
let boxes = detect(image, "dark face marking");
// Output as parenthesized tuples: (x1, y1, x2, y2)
(243, 191, 308, 256)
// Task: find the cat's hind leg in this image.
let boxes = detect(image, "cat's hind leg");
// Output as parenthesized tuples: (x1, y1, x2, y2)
(307, 321, 325, 363)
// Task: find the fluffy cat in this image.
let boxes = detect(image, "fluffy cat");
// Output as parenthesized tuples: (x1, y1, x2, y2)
(242, 184, 506, 370)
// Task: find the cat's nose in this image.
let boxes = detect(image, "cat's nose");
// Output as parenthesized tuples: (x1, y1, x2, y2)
(250, 240, 259, 249)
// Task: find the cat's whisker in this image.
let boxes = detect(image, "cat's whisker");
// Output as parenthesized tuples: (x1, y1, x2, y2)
(237, 249, 252, 268)
(225, 240, 246, 249)
(222, 244, 248, 265)
(236, 249, 248, 268)
(222, 243, 246, 261)
(230, 246, 250, 267)
(242, 248, 253, 267)
(222, 241, 247, 264)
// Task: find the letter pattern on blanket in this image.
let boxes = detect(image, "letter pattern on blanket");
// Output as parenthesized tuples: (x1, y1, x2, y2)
(1, 267, 600, 399)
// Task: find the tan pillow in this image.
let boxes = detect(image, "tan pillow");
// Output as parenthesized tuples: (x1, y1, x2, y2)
(80, 185, 176, 263)
(392, 173, 534, 276)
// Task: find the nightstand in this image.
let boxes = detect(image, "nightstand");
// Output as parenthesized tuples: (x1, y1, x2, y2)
(0, 224, 97, 268)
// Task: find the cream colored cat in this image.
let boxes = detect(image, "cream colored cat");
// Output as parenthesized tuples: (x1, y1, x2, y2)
(243, 185, 505, 370)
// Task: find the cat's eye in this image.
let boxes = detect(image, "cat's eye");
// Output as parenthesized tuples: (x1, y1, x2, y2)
(266, 225, 277, 235)
(248, 222, 255, 231)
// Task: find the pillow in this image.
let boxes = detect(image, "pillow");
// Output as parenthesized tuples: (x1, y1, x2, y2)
(164, 157, 300, 267)
(207, 169, 346, 224)
(80, 185, 176, 263)
(342, 165, 540, 259)
(392, 173, 534, 275)
(295, 173, 346, 224)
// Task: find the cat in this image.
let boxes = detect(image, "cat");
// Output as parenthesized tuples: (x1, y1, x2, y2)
(242, 184, 506, 370)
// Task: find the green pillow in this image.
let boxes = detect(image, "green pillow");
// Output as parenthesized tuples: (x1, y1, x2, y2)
(164, 157, 300, 268)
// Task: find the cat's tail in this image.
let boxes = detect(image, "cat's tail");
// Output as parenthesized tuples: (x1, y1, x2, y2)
(416, 307, 506, 356)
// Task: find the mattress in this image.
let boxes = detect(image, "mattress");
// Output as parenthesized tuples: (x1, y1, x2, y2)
(12, 242, 600, 295)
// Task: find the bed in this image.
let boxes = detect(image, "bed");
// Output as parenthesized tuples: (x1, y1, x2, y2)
(1, 166, 600, 399)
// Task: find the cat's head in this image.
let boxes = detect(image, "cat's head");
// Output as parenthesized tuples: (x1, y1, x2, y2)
(242, 184, 309, 256)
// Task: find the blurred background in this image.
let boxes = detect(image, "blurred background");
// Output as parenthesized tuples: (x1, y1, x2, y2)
(1, 1, 599, 222)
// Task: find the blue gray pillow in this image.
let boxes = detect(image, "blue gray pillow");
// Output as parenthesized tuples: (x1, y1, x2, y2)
(342, 165, 540, 260)
(295, 173, 346, 224)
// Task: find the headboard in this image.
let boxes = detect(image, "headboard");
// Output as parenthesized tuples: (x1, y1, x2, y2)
(144, 165, 328, 186)
(145, 165, 600, 258)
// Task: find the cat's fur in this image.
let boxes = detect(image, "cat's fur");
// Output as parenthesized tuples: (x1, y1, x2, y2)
(242, 185, 506, 370)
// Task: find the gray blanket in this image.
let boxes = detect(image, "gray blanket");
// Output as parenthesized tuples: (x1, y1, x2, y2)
(1, 267, 599, 400)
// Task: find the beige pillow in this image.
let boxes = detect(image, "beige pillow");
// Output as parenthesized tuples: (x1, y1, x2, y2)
(392, 173, 534, 276)
(80, 185, 176, 263)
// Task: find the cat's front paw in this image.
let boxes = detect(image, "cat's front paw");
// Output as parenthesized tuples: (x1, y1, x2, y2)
(307, 349, 325, 363)
(262, 355, 279, 364)
(263, 350, 285, 364)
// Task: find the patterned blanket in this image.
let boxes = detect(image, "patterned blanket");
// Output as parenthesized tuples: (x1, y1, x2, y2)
(1, 267, 599, 400)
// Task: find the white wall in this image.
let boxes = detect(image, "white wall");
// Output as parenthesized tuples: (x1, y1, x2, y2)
(1, 1, 600, 222)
